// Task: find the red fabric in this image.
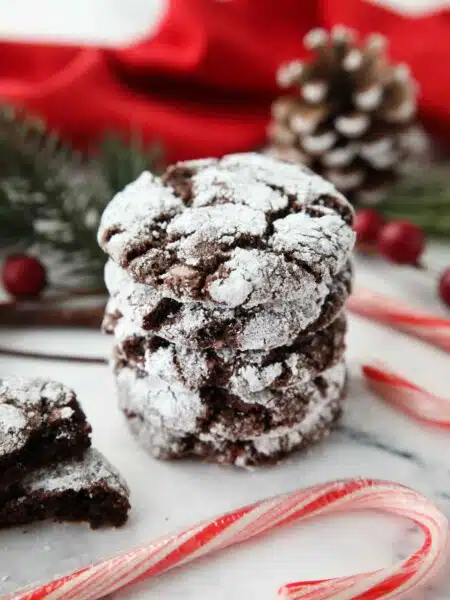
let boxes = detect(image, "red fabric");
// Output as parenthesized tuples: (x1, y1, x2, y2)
(0, 0, 449, 161)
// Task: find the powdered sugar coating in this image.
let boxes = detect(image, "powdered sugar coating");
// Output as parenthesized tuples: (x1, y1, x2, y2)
(104, 260, 350, 350)
(204, 367, 342, 452)
(215, 153, 344, 200)
(113, 313, 347, 396)
(271, 213, 354, 279)
(23, 448, 129, 497)
(0, 377, 79, 458)
(118, 361, 346, 467)
(115, 361, 346, 447)
(0, 404, 27, 455)
(98, 153, 355, 307)
(96, 170, 181, 261)
(115, 369, 206, 434)
(205, 248, 324, 308)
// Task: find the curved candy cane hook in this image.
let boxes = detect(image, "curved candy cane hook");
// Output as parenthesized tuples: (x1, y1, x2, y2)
(8, 479, 449, 600)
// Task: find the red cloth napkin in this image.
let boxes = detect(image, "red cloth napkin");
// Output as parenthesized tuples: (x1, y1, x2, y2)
(0, 0, 449, 161)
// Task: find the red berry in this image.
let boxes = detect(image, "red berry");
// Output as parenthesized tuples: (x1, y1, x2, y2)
(2, 254, 47, 299)
(439, 268, 450, 309)
(377, 220, 426, 265)
(354, 208, 384, 245)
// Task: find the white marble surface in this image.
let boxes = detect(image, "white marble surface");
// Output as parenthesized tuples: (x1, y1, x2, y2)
(0, 245, 449, 599)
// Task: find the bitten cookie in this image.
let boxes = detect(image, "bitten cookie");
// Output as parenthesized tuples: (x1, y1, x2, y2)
(113, 313, 347, 396)
(98, 153, 355, 307)
(116, 362, 346, 468)
(0, 448, 130, 529)
(0, 377, 91, 487)
(104, 259, 351, 351)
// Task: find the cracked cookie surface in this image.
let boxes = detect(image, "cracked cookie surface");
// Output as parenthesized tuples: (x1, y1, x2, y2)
(112, 313, 347, 396)
(98, 153, 355, 308)
(104, 259, 351, 350)
(0, 377, 91, 487)
(116, 361, 346, 467)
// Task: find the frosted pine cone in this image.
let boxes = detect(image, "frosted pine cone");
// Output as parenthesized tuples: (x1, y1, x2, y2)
(267, 27, 429, 205)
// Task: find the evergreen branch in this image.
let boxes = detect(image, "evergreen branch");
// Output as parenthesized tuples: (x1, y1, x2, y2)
(96, 134, 164, 193)
(0, 106, 163, 287)
(378, 165, 450, 239)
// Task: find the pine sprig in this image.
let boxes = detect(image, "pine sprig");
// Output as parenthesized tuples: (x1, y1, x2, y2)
(377, 166, 450, 239)
(96, 134, 163, 194)
(0, 106, 162, 287)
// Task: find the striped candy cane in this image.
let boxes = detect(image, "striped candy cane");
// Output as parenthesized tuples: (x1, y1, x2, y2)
(347, 288, 450, 352)
(7, 478, 449, 600)
(363, 364, 450, 428)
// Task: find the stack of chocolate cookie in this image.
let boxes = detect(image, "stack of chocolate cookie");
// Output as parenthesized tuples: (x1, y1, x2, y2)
(0, 377, 130, 528)
(98, 153, 355, 468)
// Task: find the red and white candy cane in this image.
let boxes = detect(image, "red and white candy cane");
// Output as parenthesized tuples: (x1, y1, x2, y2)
(7, 478, 449, 600)
(363, 364, 450, 428)
(347, 288, 450, 352)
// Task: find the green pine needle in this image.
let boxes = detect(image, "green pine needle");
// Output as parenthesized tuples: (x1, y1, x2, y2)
(97, 134, 164, 193)
(0, 106, 163, 287)
(377, 166, 450, 240)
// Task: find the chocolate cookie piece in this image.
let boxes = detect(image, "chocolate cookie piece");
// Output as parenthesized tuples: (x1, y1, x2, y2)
(98, 153, 355, 308)
(119, 365, 346, 468)
(113, 313, 347, 396)
(104, 259, 351, 351)
(0, 378, 91, 487)
(115, 361, 346, 451)
(0, 449, 130, 529)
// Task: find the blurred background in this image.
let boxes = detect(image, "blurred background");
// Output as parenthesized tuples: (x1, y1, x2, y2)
(0, 0, 165, 45)
(0, 0, 449, 317)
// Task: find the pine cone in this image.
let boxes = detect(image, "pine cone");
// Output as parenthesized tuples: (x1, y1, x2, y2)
(267, 27, 429, 205)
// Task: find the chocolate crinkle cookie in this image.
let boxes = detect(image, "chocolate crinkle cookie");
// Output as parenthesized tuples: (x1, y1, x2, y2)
(98, 153, 355, 307)
(103, 259, 351, 351)
(115, 361, 347, 467)
(97, 152, 355, 468)
(0, 376, 130, 528)
(112, 313, 347, 396)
